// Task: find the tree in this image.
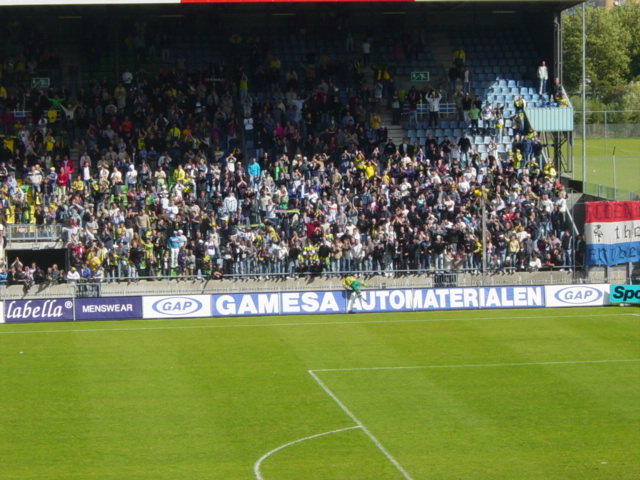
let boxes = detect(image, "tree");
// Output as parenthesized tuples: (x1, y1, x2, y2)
(562, 5, 632, 95)
(611, 3, 640, 80)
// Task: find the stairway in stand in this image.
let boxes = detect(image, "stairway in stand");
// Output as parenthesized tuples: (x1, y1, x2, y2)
(380, 110, 405, 144)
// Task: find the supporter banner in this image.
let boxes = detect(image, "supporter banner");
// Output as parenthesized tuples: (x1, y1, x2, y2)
(212, 291, 345, 316)
(610, 285, 640, 304)
(350, 286, 544, 313)
(544, 284, 610, 308)
(76, 297, 142, 321)
(142, 295, 212, 319)
(585, 201, 640, 266)
(4, 299, 74, 323)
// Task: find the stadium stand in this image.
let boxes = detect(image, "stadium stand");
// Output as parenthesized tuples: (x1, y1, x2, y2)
(0, 6, 581, 290)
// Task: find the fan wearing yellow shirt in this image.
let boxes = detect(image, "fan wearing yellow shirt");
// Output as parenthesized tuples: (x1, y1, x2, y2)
(363, 158, 378, 180)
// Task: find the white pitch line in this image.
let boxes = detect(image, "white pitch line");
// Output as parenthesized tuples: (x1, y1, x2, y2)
(0, 312, 636, 335)
(311, 358, 640, 373)
(308, 370, 415, 480)
(253, 426, 360, 480)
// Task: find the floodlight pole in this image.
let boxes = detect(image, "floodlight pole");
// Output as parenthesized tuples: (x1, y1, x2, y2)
(612, 146, 617, 200)
(581, 1, 587, 184)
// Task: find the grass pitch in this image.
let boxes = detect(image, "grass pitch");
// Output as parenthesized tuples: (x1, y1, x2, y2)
(1, 308, 639, 480)
(568, 138, 640, 194)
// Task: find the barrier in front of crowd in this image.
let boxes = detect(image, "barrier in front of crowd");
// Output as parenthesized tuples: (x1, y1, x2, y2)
(0, 283, 615, 324)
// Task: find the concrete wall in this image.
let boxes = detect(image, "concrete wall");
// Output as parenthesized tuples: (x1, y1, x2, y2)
(1, 270, 587, 301)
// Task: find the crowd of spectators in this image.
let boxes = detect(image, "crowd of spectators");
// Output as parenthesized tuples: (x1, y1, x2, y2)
(0, 33, 584, 288)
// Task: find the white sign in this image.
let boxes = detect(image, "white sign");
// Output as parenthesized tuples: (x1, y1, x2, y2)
(142, 295, 211, 319)
(544, 284, 610, 308)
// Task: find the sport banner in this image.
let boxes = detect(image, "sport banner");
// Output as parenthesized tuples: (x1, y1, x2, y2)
(584, 201, 640, 266)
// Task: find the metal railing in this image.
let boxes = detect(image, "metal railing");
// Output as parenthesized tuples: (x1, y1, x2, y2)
(5, 224, 63, 243)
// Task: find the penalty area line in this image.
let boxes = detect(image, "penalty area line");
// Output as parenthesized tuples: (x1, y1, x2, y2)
(254, 426, 361, 480)
(311, 358, 640, 373)
(308, 370, 416, 480)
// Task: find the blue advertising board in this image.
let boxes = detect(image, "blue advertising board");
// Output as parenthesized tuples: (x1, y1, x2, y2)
(75, 297, 142, 320)
(349, 286, 544, 313)
(4, 298, 75, 323)
(211, 291, 346, 316)
(208, 286, 545, 317)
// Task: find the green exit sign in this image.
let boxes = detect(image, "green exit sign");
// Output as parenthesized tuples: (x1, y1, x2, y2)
(31, 77, 50, 88)
(411, 72, 430, 82)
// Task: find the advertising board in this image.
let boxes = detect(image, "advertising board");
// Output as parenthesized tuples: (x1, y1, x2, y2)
(142, 295, 211, 319)
(544, 284, 610, 308)
(210, 286, 545, 316)
(4, 298, 74, 323)
(609, 285, 640, 304)
(350, 286, 544, 313)
(76, 297, 142, 321)
(212, 291, 345, 316)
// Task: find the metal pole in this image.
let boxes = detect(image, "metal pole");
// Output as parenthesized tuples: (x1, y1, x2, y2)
(604, 111, 608, 156)
(581, 2, 587, 184)
(612, 146, 617, 201)
(481, 185, 487, 283)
